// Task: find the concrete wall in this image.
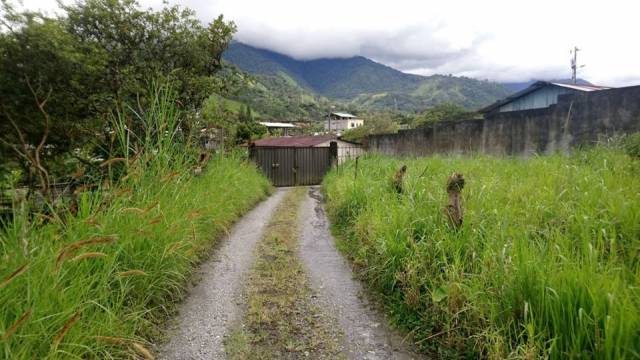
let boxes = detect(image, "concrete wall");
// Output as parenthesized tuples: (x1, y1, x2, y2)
(368, 85, 640, 157)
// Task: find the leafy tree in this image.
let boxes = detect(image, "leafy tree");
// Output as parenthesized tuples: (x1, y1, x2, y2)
(341, 112, 400, 142)
(235, 104, 266, 144)
(0, 0, 236, 184)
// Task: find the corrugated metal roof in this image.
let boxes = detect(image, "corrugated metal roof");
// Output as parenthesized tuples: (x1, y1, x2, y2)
(253, 135, 337, 147)
(258, 122, 297, 128)
(551, 83, 612, 91)
(331, 112, 356, 118)
(480, 80, 613, 113)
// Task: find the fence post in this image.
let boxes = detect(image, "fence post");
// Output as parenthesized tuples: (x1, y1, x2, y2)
(329, 141, 338, 170)
(354, 156, 359, 180)
(248, 143, 255, 160)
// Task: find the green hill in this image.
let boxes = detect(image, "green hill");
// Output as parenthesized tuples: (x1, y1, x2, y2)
(223, 42, 511, 111)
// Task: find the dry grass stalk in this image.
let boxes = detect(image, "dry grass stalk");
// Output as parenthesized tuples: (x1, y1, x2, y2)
(71, 252, 107, 262)
(55, 235, 118, 271)
(161, 171, 179, 183)
(187, 209, 204, 219)
(82, 216, 100, 226)
(94, 335, 128, 344)
(52, 311, 81, 347)
(99, 157, 127, 167)
(111, 187, 133, 199)
(117, 270, 148, 277)
(166, 242, 185, 255)
(135, 229, 153, 237)
(0, 262, 29, 290)
(131, 342, 155, 360)
(121, 207, 144, 214)
(2, 309, 32, 341)
(144, 201, 159, 213)
(147, 215, 163, 226)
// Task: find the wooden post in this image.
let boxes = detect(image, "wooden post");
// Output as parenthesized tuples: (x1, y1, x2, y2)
(329, 141, 338, 169)
(392, 165, 407, 194)
(444, 173, 465, 229)
(354, 156, 359, 180)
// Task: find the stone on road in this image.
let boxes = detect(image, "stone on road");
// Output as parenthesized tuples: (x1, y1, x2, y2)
(299, 186, 421, 360)
(159, 188, 289, 360)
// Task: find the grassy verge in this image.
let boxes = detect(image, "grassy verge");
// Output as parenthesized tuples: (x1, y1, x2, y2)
(0, 83, 272, 359)
(323, 149, 639, 359)
(0, 155, 270, 359)
(226, 188, 344, 360)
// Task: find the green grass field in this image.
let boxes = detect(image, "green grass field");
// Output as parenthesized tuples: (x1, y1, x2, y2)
(323, 149, 639, 359)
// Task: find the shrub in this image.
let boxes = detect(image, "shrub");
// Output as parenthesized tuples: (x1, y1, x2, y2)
(623, 131, 640, 159)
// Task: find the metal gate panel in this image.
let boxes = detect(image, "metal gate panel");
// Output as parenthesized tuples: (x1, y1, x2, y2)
(250, 146, 333, 186)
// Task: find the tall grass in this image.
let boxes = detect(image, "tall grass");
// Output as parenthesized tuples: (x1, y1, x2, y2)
(0, 83, 271, 359)
(323, 149, 640, 359)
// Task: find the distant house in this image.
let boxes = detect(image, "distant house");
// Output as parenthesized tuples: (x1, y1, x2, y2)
(325, 112, 364, 133)
(480, 81, 612, 115)
(252, 135, 364, 163)
(259, 121, 298, 136)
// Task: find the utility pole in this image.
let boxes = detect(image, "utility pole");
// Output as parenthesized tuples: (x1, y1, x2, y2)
(570, 46, 585, 84)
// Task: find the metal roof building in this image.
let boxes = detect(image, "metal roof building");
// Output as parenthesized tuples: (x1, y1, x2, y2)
(480, 81, 612, 114)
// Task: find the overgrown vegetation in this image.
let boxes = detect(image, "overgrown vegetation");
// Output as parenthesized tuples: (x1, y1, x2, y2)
(0, 84, 271, 359)
(0, 0, 236, 185)
(226, 188, 344, 359)
(341, 111, 404, 142)
(323, 149, 639, 359)
(623, 131, 640, 159)
(413, 103, 479, 128)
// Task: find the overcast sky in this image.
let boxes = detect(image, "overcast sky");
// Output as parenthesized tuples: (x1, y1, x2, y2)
(21, 0, 640, 86)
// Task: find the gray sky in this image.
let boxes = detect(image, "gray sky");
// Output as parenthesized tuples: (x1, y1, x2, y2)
(21, 0, 640, 86)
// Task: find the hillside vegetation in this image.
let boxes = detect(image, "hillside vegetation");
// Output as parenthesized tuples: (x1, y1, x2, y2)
(223, 42, 512, 111)
(323, 150, 639, 359)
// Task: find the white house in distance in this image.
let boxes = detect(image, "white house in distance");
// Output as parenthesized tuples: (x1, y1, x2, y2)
(259, 121, 298, 136)
(325, 112, 364, 133)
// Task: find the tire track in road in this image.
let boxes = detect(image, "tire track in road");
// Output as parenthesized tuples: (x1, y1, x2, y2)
(298, 186, 422, 360)
(159, 188, 289, 360)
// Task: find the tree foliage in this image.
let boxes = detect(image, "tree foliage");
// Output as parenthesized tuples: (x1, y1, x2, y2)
(0, 0, 236, 183)
(413, 103, 477, 128)
(341, 112, 402, 142)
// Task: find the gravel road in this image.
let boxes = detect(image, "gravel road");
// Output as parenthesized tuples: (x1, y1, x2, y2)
(298, 186, 421, 360)
(159, 188, 289, 360)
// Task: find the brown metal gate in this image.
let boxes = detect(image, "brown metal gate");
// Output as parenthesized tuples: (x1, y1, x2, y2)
(249, 146, 335, 186)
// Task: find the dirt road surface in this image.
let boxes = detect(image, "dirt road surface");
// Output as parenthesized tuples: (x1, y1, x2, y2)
(159, 189, 288, 360)
(299, 186, 420, 360)
(159, 186, 420, 359)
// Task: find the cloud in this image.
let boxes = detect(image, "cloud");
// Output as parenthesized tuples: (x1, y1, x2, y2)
(18, 0, 640, 86)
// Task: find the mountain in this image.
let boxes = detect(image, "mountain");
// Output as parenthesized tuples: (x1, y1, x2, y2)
(223, 42, 511, 111)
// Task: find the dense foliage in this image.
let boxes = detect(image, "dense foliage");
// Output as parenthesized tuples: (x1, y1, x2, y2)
(340, 111, 405, 142)
(623, 131, 640, 159)
(0, 0, 236, 184)
(413, 103, 478, 127)
(324, 150, 639, 359)
(223, 42, 512, 111)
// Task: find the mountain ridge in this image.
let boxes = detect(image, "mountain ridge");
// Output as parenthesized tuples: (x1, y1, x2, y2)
(223, 42, 511, 111)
